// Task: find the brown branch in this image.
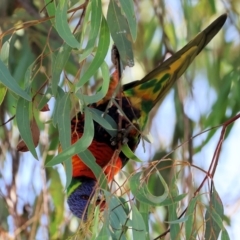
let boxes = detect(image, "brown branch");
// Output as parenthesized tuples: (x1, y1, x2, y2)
(154, 113, 240, 239)
(0, 2, 88, 42)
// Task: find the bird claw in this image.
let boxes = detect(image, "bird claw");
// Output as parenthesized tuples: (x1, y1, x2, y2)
(111, 127, 133, 146)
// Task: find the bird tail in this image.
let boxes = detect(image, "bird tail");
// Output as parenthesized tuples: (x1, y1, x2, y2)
(123, 14, 227, 129)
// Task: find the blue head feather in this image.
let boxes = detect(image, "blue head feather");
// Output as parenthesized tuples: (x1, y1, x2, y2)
(67, 177, 97, 220)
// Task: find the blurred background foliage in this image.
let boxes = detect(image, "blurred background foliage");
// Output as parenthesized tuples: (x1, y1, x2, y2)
(0, 0, 239, 239)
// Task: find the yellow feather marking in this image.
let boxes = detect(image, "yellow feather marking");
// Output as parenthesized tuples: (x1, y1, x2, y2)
(168, 46, 198, 74)
(127, 46, 198, 109)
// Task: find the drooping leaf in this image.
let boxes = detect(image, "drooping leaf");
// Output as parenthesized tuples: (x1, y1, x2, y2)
(0, 38, 11, 103)
(57, 93, 71, 149)
(78, 149, 108, 189)
(51, 43, 72, 96)
(76, 17, 110, 88)
(46, 106, 94, 166)
(205, 185, 224, 239)
(119, 0, 137, 41)
(88, 107, 117, 134)
(79, 0, 102, 62)
(17, 117, 40, 153)
(0, 84, 7, 105)
(185, 196, 200, 239)
(168, 174, 181, 240)
(129, 172, 169, 206)
(55, 1, 80, 49)
(16, 98, 38, 159)
(80, 61, 110, 104)
(52, 87, 65, 127)
(131, 203, 147, 240)
(49, 168, 64, 239)
(107, 0, 134, 67)
(37, 87, 52, 111)
(96, 224, 111, 240)
(121, 144, 142, 162)
(105, 192, 129, 239)
(221, 229, 230, 240)
(166, 216, 188, 224)
(44, 0, 56, 21)
(57, 93, 72, 188)
(138, 202, 150, 239)
(0, 60, 31, 101)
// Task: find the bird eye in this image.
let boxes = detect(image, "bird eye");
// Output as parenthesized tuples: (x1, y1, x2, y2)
(80, 195, 90, 200)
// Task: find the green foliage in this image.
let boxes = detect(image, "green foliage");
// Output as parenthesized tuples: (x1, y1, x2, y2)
(107, 0, 134, 67)
(0, 0, 239, 239)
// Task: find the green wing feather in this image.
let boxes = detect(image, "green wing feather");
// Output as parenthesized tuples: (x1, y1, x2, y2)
(123, 14, 227, 130)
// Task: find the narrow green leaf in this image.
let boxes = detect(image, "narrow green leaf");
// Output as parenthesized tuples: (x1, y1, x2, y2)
(205, 207, 222, 240)
(109, 194, 128, 226)
(185, 196, 200, 239)
(205, 185, 224, 239)
(107, 0, 134, 67)
(77, 17, 110, 88)
(88, 107, 117, 133)
(96, 224, 111, 239)
(49, 168, 64, 238)
(144, 171, 169, 203)
(12, 38, 34, 84)
(0, 84, 7, 105)
(46, 107, 94, 166)
(168, 174, 181, 240)
(78, 149, 107, 189)
(139, 202, 150, 239)
(159, 194, 187, 206)
(57, 93, 71, 149)
(212, 185, 224, 218)
(23, 62, 35, 89)
(0, 40, 10, 103)
(57, 93, 72, 188)
(44, 0, 56, 18)
(81, 61, 110, 104)
(205, 209, 213, 239)
(79, 0, 102, 62)
(221, 229, 230, 240)
(0, 39, 10, 63)
(52, 87, 65, 127)
(129, 172, 169, 206)
(51, 43, 72, 96)
(105, 192, 128, 238)
(16, 98, 38, 159)
(166, 216, 188, 224)
(131, 203, 146, 240)
(55, 2, 80, 48)
(118, 197, 130, 216)
(168, 203, 180, 240)
(37, 87, 52, 111)
(119, 0, 137, 41)
(0, 83, 7, 105)
(0, 198, 10, 226)
(206, 206, 224, 230)
(64, 159, 72, 189)
(91, 205, 101, 240)
(209, 0, 216, 13)
(0, 60, 31, 101)
(121, 144, 142, 162)
(78, 2, 92, 50)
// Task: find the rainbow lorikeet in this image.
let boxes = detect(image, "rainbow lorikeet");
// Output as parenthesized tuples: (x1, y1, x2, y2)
(67, 14, 227, 220)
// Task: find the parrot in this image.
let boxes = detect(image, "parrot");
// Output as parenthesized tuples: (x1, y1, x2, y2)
(66, 14, 227, 220)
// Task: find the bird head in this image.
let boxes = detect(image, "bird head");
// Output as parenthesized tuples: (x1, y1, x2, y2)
(67, 177, 97, 220)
